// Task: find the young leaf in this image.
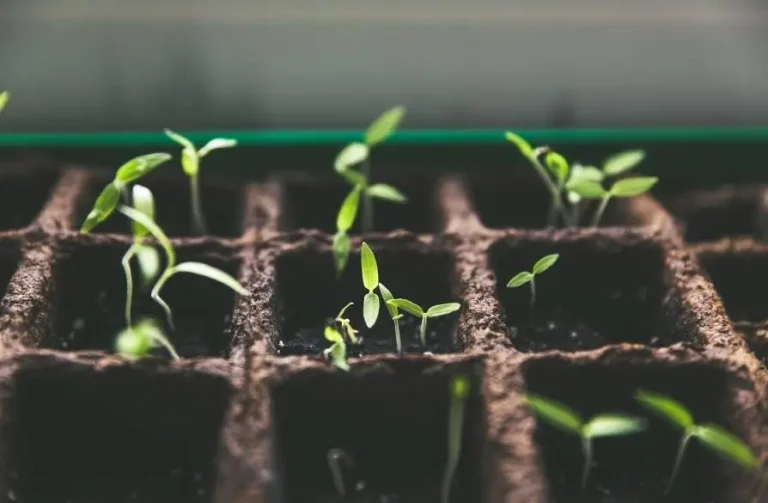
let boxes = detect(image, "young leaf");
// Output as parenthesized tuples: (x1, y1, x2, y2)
(533, 254, 559, 275)
(335, 142, 369, 172)
(338, 168, 367, 186)
(365, 106, 405, 146)
(504, 131, 533, 158)
(135, 245, 161, 285)
(567, 180, 607, 199)
(584, 415, 647, 438)
(635, 389, 694, 430)
(694, 424, 759, 470)
(569, 164, 604, 184)
(337, 186, 362, 233)
(603, 150, 645, 176)
(115, 153, 172, 183)
(199, 138, 237, 158)
(169, 262, 250, 296)
(117, 205, 175, 266)
(545, 152, 569, 184)
(610, 177, 658, 198)
(181, 147, 200, 177)
(131, 185, 155, 238)
(324, 325, 345, 344)
(164, 129, 195, 151)
(388, 298, 425, 317)
(525, 393, 583, 435)
(333, 232, 351, 274)
(324, 326, 350, 371)
(81, 182, 122, 232)
(0, 91, 8, 113)
(379, 283, 398, 317)
(363, 291, 380, 328)
(507, 271, 533, 288)
(426, 303, 461, 318)
(366, 184, 407, 203)
(115, 325, 153, 360)
(360, 242, 379, 291)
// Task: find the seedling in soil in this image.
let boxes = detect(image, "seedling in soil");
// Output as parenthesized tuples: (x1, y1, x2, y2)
(361, 242, 381, 328)
(525, 392, 647, 489)
(80, 152, 173, 232)
(333, 185, 362, 275)
(334, 106, 407, 234)
(165, 129, 237, 235)
(635, 389, 760, 494)
(334, 302, 359, 344)
(567, 175, 658, 228)
(507, 253, 559, 318)
(115, 318, 180, 360)
(324, 326, 350, 371)
(117, 205, 249, 330)
(326, 448, 358, 496)
(0, 91, 9, 114)
(442, 375, 470, 503)
(378, 282, 403, 354)
(386, 298, 461, 347)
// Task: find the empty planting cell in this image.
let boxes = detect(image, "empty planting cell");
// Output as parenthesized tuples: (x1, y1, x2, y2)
(697, 250, 768, 324)
(77, 177, 244, 238)
(489, 238, 686, 351)
(523, 359, 752, 503)
(5, 364, 231, 503)
(0, 171, 58, 230)
(272, 244, 460, 355)
(50, 243, 241, 357)
(278, 176, 438, 233)
(270, 361, 485, 503)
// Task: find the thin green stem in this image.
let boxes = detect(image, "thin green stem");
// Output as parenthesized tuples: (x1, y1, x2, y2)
(570, 200, 583, 227)
(441, 387, 468, 503)
(190, 174, 207, 235)
(121, 244, 139, 327)
(667, 433, 692, 494)
(393, 318, 402, 354)
(530, 155, 568, 227)
(150, 331, 181, 360)
(581, 436, 593, 489)
(591, 195, 611, 228)
(529, 276, 536, 322)
(362, 158, 373, 233)
(151, 269, 176, 331)
(420, 315, 428, 347)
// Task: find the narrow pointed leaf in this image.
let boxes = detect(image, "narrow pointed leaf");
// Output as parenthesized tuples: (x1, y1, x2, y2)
(584, 415, 647, 438)
(387, 298, 424, 317)
(360, 242, 379, 291)
(115, 153, 172, 183)
(567, 180, 607, 199)
(507, 271, 533, 288)
(504, 132, 533, 158)
(545, 152, 569, 184)
(81, 182, 122, 232)
(135, 245, 161, 286)
(117, 205, 175, 266)
(378, 283, 398, 317)
(363, 291, 380, 328)
(337, 186, 362, 232)
(181, 147, 199, 176)
(0, 91, 8, 113)
(198, 138, 237, 158)
(338, 168, 366, 186)
(365, 106, 405, 146)
(533, 254, 559, 275)
(333, 232, 351, 274)
(169, 262, 249, 296)
(603, 150, 645, 176)
(335, 142, 369, 172)
(366, 184, 407, 203)
(131, 184, 155, 238)
(426, 303, 461, 318)
(635, 389, 694, 430)
(164, 129, 196, 151)
(610, 177, 658, 198)
(525, 393, 583, 435)
(694, 424, 759, 470)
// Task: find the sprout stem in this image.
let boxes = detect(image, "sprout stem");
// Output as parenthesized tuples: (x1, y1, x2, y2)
(151, 330, 181, 360)
(190, 174, 207, 235)
(121, 244, 139, 327)
(529, 277, 537, 321)
(667, 433, 692, 494)
(530, 154, 568, 227)
(581, 436, 593, 489)
(591, 195, 611, 228)
(151, 270, 176, 331)
(394, 318, 402, 354)
(326, 448, 354, 496)
(441, 381, 468, 503)
(419, 315, 428, 347)
(362, 158, 373, 233)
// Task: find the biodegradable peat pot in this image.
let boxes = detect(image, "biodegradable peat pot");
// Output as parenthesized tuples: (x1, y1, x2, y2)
(0, 163, 764, 503)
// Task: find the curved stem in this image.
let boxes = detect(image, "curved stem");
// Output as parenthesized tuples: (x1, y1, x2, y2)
(419, 315, 428, 347)
(151, 269, 176, 331)
(581, 436, 592, 489)
(530, 155, 568, 227)
(442, 387, 468, 503)
(150, 331, 181, 360)
(190, 174, 207, 235)
(393, 318, 402, 354)
(667, 433, 692, 494)
(591, 195, 611, 228)
(121, 244, 139, 327)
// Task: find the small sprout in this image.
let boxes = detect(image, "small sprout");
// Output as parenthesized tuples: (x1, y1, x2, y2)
(442, 375, 470, 503)
(603, 150, 646, 177)
(323, 326, 350, 371)
(360, 242, 380, 328)
(326, 448, 356, 496)
(507, 253, 559, 318)
(567, 176, 658, 228)
(0, 91, 9, 114)
(526, 392, 646, 489)
(335, 302, 359, 344)
(333, 185, 362, 275)
(115, 318, 180, 360)
(165, 129, 237, 235)
(386, 298, 460, 347)
(635, 389, 759, 494)
(378, 283, 402, 354)
(365, 106, 406, 146)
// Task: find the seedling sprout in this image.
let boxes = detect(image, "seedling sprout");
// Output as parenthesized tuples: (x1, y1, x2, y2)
(360, 242, 381, 328)
(334, 302, 359, 344)
(115, 318, 180, 361)
(386, 298, 460, 347)
(507, 253, 559, 318)
(378, 283, 403, 353)
(324, 326, 350, 371)
(442, 374, 470, 503)
(525, 392, 647, 488)
(333, 185, 362, 275)
(568, 176, 658, 228)
(635, 389, 760, 494)
(165, 129, 237, 235)
(0, 91, 9, 114)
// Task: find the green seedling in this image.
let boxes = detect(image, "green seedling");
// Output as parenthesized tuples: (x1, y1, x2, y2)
(327, 448, 356, 496)
(0, 91, 9, 114)
(360, 242, 380, 328)
(333, 185, 362, 275)
(115, 318, 180, 360)
(117, 205, 249, 330)
(635, 389, 760, 494)
(334, 106, 407, 233)
(507, 253, 559, 318)
(121, 185, 162, 326)
(442, 375, 471, 503)
(525, 392, 647, 489)
(80, 152, 173, 233)
(386, 298, 460, 347)
(378, 283, 403, 354)
(567, 176, 658, 228)
(334, 302, 359, 344)
(165, 129, 237, 235)
(324, 326, 350, 371)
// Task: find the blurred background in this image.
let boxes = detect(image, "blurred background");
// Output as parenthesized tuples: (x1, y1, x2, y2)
(1, 0, 768, 132)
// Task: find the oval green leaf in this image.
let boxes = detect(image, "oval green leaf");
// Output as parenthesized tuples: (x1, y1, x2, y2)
(378, 283, 398, 317)
(388, 298, 424, 317)
(115, 153, 172, 183)
(115, 325, 152, 360)
(450, 375, 471, 399)
(324, 338, 350, 371)
(507, 271, 533, 288)
(0, 91, 8, 113)
(525, 393, 583, 436)
(426, 303, 461, 318)
(569, 164, 604, 184)
(324, 325, 345, 344)
(504, 131, 533, 158)
(335, 142, 369, 172)
(333, 231, 351, 275)
(566, 180, 607, 199)
(365, 106, 405, 146)
(181, 147, 199, 177)
(170, 262, 249, 296)
(694, 424, 759, 470)
(603, 150, 645, 176)
(635, 389, 694, 430)
(131, 184, 155, 238)
(337, 186, 362, 232)
(366, 184, 407, 203)
(164, 129, 196, 150)
(135, 245, 161, 286)
(545, 152, 569, 184)
(363, 291, 380, 328)
(199, 138, 237, 157)
(610, 177, 658, 198)
(81, 182, 122, 233)
(533, 254, 559, 275)
(360, 242, 379, 291)
(584, 415, 647, 438)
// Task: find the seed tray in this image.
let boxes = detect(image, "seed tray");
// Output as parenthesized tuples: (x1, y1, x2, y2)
(0, 161, 764, 503)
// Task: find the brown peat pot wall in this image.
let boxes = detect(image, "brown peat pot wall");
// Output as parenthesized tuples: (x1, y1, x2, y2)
(0, 166, 764, 503)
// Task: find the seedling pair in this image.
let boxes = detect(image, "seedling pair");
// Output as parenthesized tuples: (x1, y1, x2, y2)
(507, 253, 559, 318)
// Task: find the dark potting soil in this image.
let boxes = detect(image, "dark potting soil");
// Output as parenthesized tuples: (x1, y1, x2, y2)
(0, 170, 59, 231)
(698, 250, 768, 323)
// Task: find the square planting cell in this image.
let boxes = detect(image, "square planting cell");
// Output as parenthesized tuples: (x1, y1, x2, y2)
(4, 364, 231, 503)
(50, 242, 241, 358)
(272, 244, 461, 356)
(523, 358, 753, 503)
(0, 170, 58, 231)
(489, 237, 687, 352)
(698, 250, 768, 323)
(270, 361, 485, 503)
(76, 176, 244, 238)
(278, 176, 439, 234)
